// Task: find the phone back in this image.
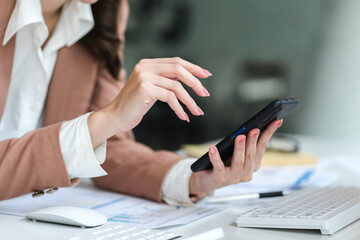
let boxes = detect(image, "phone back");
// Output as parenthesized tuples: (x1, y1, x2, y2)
(191, 98, 300, 172)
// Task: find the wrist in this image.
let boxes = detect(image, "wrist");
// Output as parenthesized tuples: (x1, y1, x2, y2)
(189, 173, 211, 200)
(87, 106, 122, 148)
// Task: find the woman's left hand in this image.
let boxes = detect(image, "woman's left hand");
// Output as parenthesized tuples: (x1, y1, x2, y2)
(188, 119, 283, 201)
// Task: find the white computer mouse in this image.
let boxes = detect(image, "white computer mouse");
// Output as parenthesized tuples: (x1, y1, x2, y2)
(25, 205, 107, 228)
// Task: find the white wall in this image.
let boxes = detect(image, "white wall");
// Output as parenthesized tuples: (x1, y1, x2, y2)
(297, 0, 360, 143)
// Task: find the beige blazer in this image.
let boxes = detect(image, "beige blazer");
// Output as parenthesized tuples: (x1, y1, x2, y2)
(0, 0, 182, 202)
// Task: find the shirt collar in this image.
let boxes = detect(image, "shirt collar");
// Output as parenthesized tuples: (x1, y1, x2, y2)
(2, 0, 47, 47)
(2, 0, 94, 51)
(43, 0, 94, 54)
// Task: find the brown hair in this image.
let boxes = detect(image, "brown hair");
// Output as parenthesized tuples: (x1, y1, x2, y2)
(80, 0, 121, 80)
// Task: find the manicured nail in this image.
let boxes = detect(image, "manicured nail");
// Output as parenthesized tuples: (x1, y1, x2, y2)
(277, 120, 283, 128)
(184, 113, 190, 122)
(197, 106, 204, 115)
(202, 87, 210, 97)
(210, 145, 215, 154)
(253, 130, 259, 137)
(203, 69, 212, 76)
(238, 136, 245, 143)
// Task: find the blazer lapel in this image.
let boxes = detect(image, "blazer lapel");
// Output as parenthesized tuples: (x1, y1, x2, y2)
(0, 0, 97, 126)
(0, 0, 16, 120)
(43, 44, 98, 126)
(0, 38, 15, 121)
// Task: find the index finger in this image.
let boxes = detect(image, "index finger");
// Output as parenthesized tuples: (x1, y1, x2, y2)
(140, 57, 212, 79)
(146, 63, 210, 97)
(231, 135, 246, 177)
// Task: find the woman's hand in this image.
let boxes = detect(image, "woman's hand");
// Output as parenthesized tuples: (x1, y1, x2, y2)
(188, 119, 283, 201)
(88, 57, 211, 147)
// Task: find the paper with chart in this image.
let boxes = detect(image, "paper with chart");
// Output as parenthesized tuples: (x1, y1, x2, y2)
(214, 160, 338, 197)
(0, 186, 224, 228)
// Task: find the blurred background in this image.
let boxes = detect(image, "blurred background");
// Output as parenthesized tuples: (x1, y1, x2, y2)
(124, 0, 360, 150)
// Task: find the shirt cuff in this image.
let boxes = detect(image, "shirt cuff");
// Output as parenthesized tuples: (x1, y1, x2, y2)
(59, 112, 107, 179)
(162, 158, 203, 206)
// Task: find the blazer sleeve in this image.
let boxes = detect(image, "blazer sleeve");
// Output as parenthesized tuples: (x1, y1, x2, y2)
(0, 123, 73, 200)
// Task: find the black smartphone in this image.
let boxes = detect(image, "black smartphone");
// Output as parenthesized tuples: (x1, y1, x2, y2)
(190, 98, 300, 172)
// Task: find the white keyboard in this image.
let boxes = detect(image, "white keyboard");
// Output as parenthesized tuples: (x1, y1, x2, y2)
(59, 222, 224, 240)
(236, 187, 360, 235)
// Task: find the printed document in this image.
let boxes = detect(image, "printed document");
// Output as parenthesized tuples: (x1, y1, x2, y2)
(0, 186, 224, 228)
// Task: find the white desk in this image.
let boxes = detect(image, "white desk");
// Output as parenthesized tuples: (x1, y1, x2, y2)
(1, 135, 360, 240)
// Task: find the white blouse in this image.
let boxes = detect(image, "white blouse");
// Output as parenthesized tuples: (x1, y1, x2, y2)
(0, 0, 195, 205)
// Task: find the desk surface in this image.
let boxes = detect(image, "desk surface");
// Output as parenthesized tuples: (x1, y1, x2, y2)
(1, 135, 360, 240)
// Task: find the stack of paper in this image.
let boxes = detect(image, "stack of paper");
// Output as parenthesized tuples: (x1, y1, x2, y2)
(213, 161, 338, 197)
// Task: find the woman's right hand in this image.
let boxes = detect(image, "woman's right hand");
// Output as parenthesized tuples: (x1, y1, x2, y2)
(88, 57, 212, 147)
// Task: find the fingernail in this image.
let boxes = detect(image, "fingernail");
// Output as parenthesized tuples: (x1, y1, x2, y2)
(209, 145, 215, 154)
(239, 135, 245, 143)
(197, 106, 204, 115)
(253, 130, 259, 137)
(203, 69, 212, 76)
(184, 113, 190, 122)
(202, 87, 210, 97)
(277, 120, 283, 128)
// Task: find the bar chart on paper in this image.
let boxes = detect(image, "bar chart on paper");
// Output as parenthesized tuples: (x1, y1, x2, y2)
(91, 195, 216, 228)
